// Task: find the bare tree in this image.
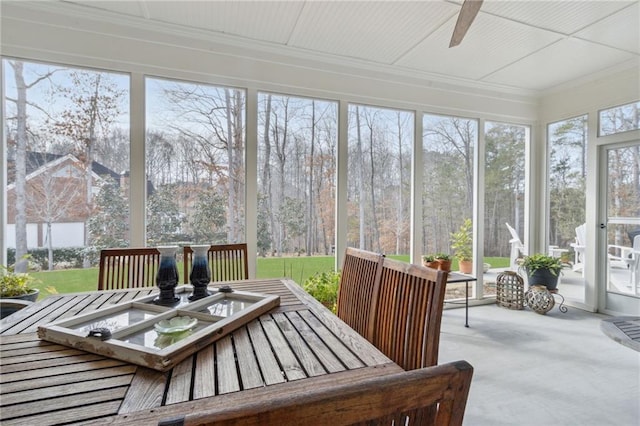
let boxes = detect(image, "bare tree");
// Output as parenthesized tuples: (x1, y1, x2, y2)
(394, 112, 409, 254)
(426, 118, 475, 214)
(260, 94, 275, 254)
(53, 71, 123, 266)
(26, 165, 85, 270)
(5, 61, 56, 272)
(158, 82, 245, 242)
(354, 106, 366, 248)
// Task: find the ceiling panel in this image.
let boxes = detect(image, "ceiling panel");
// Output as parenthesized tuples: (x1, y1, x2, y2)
(144, 1, 303, 44)
(479, 0, 636, 34)
(483, 38, 637, 91)
(574, 2, 640, 54)
(398, 11, 561, 80)
(289, 1, 457, 64)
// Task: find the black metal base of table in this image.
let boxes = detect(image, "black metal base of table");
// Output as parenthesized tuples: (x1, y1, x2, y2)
(446, 273, 476, 327)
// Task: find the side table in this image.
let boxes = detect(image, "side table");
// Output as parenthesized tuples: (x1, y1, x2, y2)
(447, 272, 477, 327)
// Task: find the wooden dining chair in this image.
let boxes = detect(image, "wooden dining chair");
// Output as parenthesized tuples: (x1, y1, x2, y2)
(370, 257, 449, 370)
(183, 243, 249, 283)
(153, 360, 473, 426)
(97, 248, 161, 291)
(335, 247, 385, 340)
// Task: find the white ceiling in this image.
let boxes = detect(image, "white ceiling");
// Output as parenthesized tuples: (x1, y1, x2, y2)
(52, 1, 640, 93)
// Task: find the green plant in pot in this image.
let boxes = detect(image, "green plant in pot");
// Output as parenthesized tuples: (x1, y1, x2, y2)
(519, 253, 563, 291)
(451, 218, 473, 274)
(421, 255, 439, 269)
(434, 253, 452, 272)
(302, 270, 340, 313)
(1, 263, 40, 319)
(0, 264, 39, 301)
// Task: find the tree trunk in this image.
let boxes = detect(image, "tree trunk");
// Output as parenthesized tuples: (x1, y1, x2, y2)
(306, 101, 316, 256)
(395, 113, 404, 255)
(356, 107, 365, 249)
(262, 95, 274, 254)
(368, 121, 380, 252)
(224, 89, 236, 242)
(12, 61, 28, 273)
(47, 221, 54, 271)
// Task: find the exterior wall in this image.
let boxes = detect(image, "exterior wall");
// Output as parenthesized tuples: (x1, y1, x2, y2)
(6, 224, 38, 249)
(7, 158, 90, 223)
(5, 156, 100, 249)
(6, 222, 84, 249)
(49, 222, 85, 248)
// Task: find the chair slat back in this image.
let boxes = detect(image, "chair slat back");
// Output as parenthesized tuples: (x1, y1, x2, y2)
(158, 360, 473, 426)
(98, 248, 161, 291)
(183, 243, 249, 284)
(335, 247, 384, 339)
(371, 257, 448, 370)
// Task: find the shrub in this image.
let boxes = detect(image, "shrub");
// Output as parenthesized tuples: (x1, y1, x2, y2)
(0, 263, 38, 297)
(302, 270, 340, 313)
(7, 247, 90, 270)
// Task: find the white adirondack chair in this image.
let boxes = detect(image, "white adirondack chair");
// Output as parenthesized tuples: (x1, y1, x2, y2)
(608, 235, 640, 294)
(506, 223, 525, 271)
(570, 223, 586, 277)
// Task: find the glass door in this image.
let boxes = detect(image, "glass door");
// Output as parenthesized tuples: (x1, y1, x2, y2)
(603, 143, 640, 312)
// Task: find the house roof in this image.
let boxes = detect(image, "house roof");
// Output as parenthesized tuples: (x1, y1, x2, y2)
(6, 151, 121, 186)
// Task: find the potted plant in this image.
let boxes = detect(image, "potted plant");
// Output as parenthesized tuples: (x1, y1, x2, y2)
(519, 253, 563, 291)
(421, 255, 439, 269)
(434, 253, 452, 272)
(1, 264, 39, 319)
(451, 218, 473, 274)
(302, 270, 340, 313)
(0, 264, 39, 302)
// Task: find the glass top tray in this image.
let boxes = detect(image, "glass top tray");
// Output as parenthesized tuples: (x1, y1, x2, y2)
(38, 285, 280, 371)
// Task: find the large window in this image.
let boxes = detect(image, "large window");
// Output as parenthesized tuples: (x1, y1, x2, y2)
(548, 116, 587, 252)
(347, 105, 413, 254)
(145, 77, 245, 246)
(484, 121, 527, 266)
(3, 59, 129, 271)
(256, 93, 337, 259)
(422, 114, 477, 258)
(547, 115, 587, 300)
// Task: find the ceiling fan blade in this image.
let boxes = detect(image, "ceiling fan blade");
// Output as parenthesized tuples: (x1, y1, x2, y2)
(449, 0, 484, 48)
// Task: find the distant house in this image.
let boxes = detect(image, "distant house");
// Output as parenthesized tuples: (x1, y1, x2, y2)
(6, 152, 122, 249)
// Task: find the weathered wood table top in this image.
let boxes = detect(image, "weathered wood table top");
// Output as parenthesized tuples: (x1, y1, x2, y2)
(0, 279, 401, 425)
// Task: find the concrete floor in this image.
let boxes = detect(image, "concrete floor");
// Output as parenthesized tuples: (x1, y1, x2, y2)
(439, 304, 640, 426)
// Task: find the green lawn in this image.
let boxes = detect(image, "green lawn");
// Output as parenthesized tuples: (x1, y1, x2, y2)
(30, 255, 509, 299)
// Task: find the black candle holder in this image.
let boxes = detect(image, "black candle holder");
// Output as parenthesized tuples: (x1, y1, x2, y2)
(154, 246, 180, 306)
(189, 245, 211, 301)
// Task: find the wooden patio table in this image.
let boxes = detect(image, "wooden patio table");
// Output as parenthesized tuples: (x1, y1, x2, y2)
(0, 279, 401, 426)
